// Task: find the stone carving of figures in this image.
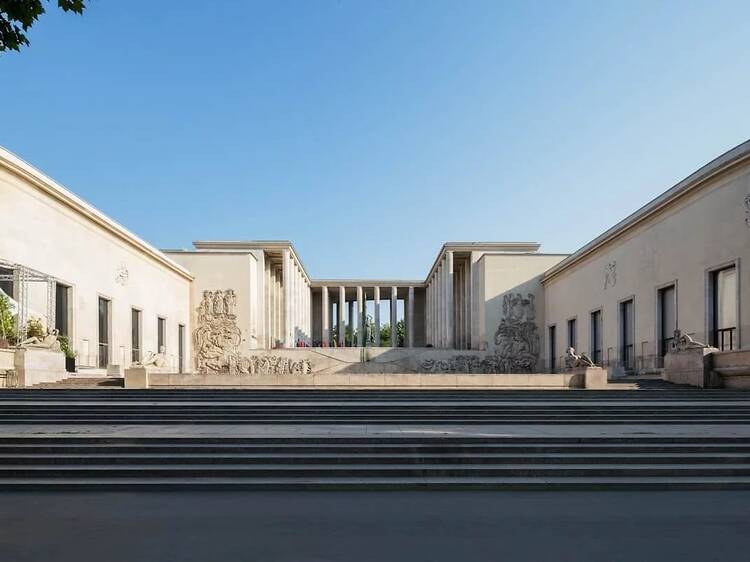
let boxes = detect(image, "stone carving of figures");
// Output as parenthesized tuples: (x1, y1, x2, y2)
(213, 291, 225, 316)
(744, 194, 750, 227)
(564, 347, 595, 369)
(604, 261, 617, 290)
(224, 290, 237, 317)
(670, 329, 710, 352)
(198, 291, 212, 323)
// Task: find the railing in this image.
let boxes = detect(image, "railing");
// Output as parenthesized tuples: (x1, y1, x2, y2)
(621, 344, 634, 370)
(98, 343, 108, 368)
(717, 327, 736, 351)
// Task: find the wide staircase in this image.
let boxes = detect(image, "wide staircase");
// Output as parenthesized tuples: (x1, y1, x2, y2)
(0, 388, 749, 489)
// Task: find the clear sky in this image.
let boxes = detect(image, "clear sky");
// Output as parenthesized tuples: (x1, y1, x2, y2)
(2, 0, 750, 280)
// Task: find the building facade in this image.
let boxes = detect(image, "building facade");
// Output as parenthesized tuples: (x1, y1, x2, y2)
(2, 140, 749, 378)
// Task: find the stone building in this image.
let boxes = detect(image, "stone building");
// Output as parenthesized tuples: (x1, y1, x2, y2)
(1, 139, 749, 382)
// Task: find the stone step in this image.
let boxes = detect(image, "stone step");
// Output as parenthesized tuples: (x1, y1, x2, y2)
(2, 453, 750, 465)
(4, 443, 750, 454)
(2, 464, 750, 477)
(2, 476, 750, 491)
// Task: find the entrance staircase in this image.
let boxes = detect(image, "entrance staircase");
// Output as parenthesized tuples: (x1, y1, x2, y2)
(0, 387, 749, 489)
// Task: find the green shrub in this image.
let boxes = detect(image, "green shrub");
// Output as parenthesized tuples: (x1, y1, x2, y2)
(0, 294, 16, 344)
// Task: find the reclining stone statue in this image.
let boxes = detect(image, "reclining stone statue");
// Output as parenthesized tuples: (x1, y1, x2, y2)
(564, 347, 595, 369)
(132, 346, 168, 369)
(669, 329, 709, 353)
(19, 329, 61, 353)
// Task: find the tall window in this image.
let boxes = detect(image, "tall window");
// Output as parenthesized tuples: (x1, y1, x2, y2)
(658, 285, 676, 357)
(548, 325, 556, 373)
(620, 299, 634, 370)
(178, 324, 185, 373)
(131, 309, 141, 363)
(590, 310, 602, 365)
(98, 297, 110, 368)
(0, 266, 13, 299)
(567, 318, 577, 350)
(712, 266, 737, 350)
(55, 283, 70, 337)
(157, 317, 166, 352)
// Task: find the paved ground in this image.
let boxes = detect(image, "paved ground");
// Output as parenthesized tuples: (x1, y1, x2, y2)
(0, 491, 748, 561)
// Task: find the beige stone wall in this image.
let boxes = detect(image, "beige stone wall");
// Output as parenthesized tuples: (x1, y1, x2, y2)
(166, 252, 261, 365)
(478, 254, 567, 353)
(544, 162, 750, 374)
(0, 159, 191, 371)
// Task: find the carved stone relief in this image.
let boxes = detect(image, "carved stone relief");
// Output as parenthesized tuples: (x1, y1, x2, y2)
(603, 261, 616, 290)
(420, 292, 540, 374)
(115, 263, 129, 286)
(194, 289, 311, 376)
(744, 194, 750, 227)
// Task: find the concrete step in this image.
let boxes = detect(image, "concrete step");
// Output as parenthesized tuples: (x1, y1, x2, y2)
(2, 453, 750, 465)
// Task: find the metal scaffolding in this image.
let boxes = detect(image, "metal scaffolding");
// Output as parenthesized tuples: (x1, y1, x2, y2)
(0, 259, 58, 342)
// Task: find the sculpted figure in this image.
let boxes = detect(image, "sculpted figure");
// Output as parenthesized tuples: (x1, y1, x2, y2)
(564, 347, 595, 369)
(213, 291, 225, 316)
(135, 345, 168, 368)
(20, 329, 61, 352)
(670, 329, 709, 352)
(224, 290, 237, 317)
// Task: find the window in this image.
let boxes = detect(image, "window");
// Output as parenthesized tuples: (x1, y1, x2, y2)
(55, 283, 70, 337)
(178, 324, 185, 373)
(98, 297, 110, 368)
(131, 309, 141, 363)
(548, 325, 556, 373)
(157, 317, 166, 352)
(711, 266, 737, 351)
(658, 285, 676, 357)
(567, 318, 577, 351)
(590, 310, 602, 365)
(620, 299, 634, 370)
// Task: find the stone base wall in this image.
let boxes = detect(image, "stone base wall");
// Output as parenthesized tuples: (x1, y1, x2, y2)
(148, 371, 586, 389)
(712, 349, 750, 388)
(195, 347, 541, 377)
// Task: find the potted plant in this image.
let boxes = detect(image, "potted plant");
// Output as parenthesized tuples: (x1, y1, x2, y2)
(58, 335, 77, 372)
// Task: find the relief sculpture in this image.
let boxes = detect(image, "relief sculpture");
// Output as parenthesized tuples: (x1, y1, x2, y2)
(420, 292, 540, 374)
(194, 289, 311, 376)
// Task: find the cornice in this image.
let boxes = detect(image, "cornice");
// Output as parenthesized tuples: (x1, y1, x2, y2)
(0, 147, 193, 281)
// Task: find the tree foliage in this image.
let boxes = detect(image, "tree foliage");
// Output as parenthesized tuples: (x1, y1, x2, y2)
(0, 0, 86, 52)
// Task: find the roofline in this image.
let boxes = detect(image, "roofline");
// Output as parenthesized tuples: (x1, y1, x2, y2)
(189, 240, 312, 283)
(424, 242, 541, 282)
(311, 279, 426, 288)
(0, 147, 194, 281)
(542, 139, 750, 284)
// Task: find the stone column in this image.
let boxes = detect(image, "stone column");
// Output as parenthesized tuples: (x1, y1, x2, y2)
(356, 286, 364, 347)
(338, 286, 346, 347)
(374, 286, 381, 346)
(446, 250, 454, 349)
(321, 286, 329, 346)
(407, 286, 414, 348)
(391, 286, 398, 348)
(348, 300, 355, 347)
(437, 263, 443, 347)
(282, 249, 291, 347)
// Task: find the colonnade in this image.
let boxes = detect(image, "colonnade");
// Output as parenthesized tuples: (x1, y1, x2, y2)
(426, 251, 471, 349)
(319, 285, 415, 347)
(265, 249, 311, 348)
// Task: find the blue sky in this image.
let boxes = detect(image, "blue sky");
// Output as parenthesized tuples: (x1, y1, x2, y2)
(2, 0, 750, 279)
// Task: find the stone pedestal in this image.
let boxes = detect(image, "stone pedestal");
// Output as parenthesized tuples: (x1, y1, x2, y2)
(124, 366, 170, 389)
(14, 348, 68, 387)
(664, 347, 718, 388)
(582, 366, 608, 389)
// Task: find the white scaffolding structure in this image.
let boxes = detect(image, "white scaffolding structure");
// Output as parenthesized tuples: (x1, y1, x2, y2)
(0, 259, 57, 342)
